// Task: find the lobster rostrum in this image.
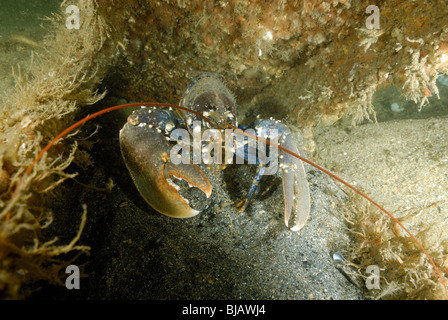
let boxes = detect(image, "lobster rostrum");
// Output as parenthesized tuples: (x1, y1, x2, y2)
(119, 73, 311, 231)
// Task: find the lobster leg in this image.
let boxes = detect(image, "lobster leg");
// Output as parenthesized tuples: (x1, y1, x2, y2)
(237, 163, 265, 213)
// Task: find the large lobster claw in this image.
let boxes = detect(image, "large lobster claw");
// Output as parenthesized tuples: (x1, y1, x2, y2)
(253, 119, 311, 231)
(119, 107, 212, 218)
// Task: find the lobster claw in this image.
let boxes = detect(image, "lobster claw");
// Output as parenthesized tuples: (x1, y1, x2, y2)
(278, 127, 311, 231)
(119, 107, 212, 218)
(253, 119, 311, 231)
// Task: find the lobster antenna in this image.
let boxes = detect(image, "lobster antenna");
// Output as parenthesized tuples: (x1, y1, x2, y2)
(3, 102, 212, 218)
(226, 123, 448, 299)
(4, 102, 446, 299)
